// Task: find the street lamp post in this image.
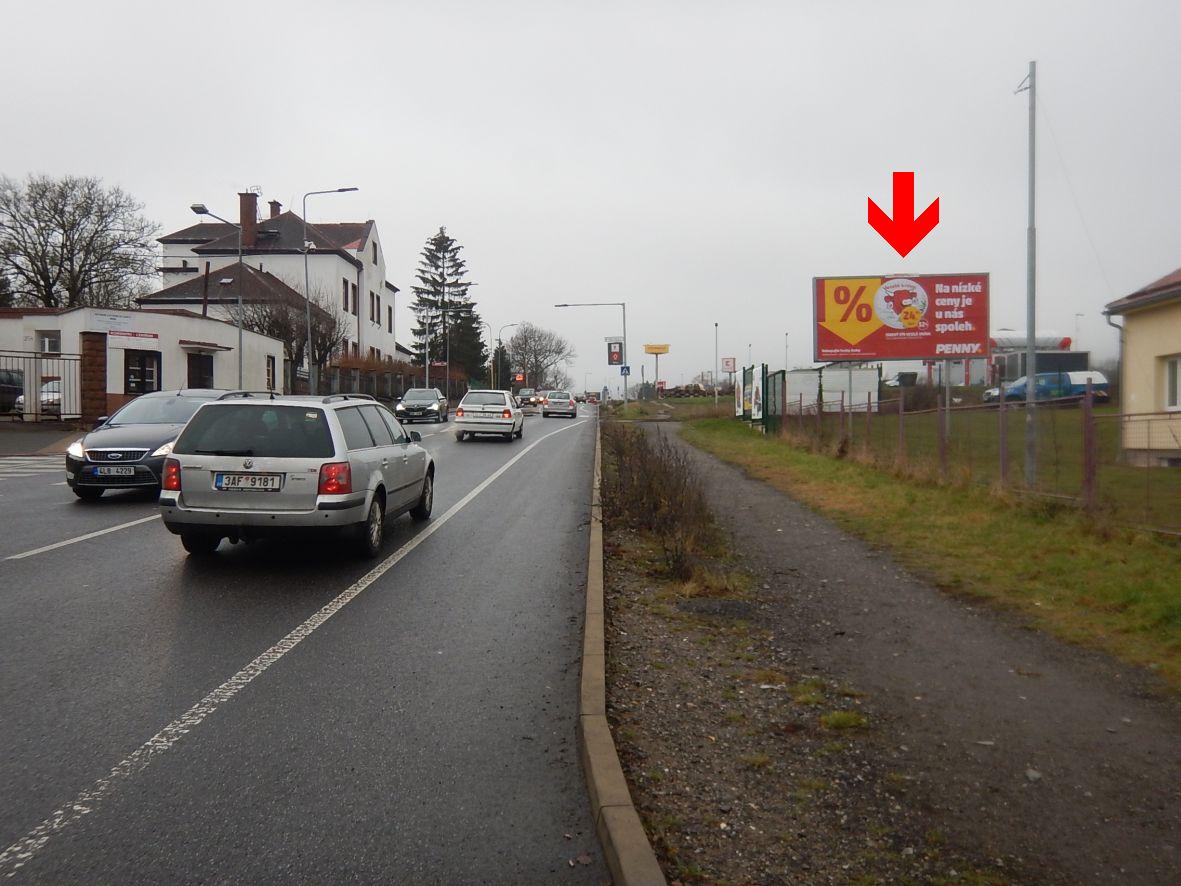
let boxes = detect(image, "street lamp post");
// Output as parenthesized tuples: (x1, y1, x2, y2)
(498, 322, 520, 391)
(190, 204, 243, 388)
(554, 301, 628, 406)
(714, 322, 719, 407)
(302, 187, 358, 394)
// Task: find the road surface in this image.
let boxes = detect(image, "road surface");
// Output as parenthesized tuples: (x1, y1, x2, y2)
(0, 411, 605, 884)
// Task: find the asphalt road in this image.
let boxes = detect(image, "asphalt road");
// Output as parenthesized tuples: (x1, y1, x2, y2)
(0, 410, 605, 884)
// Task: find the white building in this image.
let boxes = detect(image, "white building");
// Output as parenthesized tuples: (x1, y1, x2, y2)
(0, 306, 284, 419)
(153, 192, 405, 363)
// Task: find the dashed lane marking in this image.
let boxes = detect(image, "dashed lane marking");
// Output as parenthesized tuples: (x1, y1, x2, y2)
(0, 418, 589, 877)
(5, 515, 162, 560)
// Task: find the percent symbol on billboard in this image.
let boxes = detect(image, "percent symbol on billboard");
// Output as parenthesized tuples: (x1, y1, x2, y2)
(834, 284, 871, 322)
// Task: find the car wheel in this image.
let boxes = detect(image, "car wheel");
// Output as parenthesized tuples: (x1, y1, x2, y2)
(357, 495, 384, 558)
(455, 430, 466, 442)
(73, 487, 103, 502)
(180, 532, 220, 556)
(515, 424, 523, 439)
(442, 411, 449, 422)
(410, 473, 433, 522)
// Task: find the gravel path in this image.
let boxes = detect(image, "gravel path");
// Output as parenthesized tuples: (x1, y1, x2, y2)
(652, 422, 1181, 885)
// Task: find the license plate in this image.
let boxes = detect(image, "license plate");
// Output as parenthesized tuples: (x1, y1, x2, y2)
(215, 472, 281, 491)
(96, 465, 135, 476)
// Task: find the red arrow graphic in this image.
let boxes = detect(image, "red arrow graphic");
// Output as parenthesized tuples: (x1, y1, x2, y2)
(868, 171, 939, 257)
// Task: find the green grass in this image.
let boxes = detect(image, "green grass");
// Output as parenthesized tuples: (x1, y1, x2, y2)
(682, 418, 1181, 692)
(772, 404, 1180, 533)
(820, 710, 869, 730)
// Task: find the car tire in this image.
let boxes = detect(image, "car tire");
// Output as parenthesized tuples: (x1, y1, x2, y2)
(515, 424, 523, 439)
(356, 495, 384, 558)
(442, 411, 448, 423)
(455, 430, 466, 442)
(180, 532, 220, 556)
(410, 473, 433, 522)
(73, 487, 103, 502)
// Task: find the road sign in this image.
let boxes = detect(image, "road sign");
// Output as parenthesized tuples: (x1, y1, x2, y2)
(721, 357, 736, 373)
(656, 380, 666, 391)
(620, 365, 630, 376)
(643, 343, 670, 355)
(813, 273, 989, 362)
(607, 341, 623, 365)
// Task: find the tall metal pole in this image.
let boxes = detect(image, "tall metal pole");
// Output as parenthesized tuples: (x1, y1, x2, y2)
(1023, 60, 1038, 486)
(714, 322, 719, 407)
(621, 303, 628, 407)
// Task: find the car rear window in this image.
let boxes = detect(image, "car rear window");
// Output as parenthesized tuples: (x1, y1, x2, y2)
(550, 391, 570, 400)
(174, 404, 334, 457)
(461, 392, 508, 406)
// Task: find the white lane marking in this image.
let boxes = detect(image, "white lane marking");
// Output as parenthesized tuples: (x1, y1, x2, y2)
(5, 515, 161, 561)
(0, 418, 589, 877)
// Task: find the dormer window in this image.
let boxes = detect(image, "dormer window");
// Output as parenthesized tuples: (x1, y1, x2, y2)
(372, 242, 377, 263)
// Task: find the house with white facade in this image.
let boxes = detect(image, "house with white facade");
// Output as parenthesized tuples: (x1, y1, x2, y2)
(152, 192, 408, 364)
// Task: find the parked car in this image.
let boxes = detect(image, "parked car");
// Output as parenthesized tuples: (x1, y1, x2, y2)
(159, 393, 434, 558)
(454, 389, 524, 441)
(984, 371, 1109, 404)
(0, 368, 23, 414)
(65, 389, 227, 501)
(516, 387, 541, 412)
(541, 390, 578, 418)
(14, 380, 62, 418)
(394, 387, 449, 423)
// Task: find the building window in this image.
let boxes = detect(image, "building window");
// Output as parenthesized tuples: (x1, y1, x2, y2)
(342, 278, 349, 311)
(372, 242, 377, 263)
(186, 353, 214, 388)
(1166, 356, 1180, 411)
(266, 355, 276, 391)
(36, 330, 61, 354)
(387, 305, 393, 334)
(124, 350, 161, 395)
(369, 291, 375, 322)
(351, 341, 358, 357)
(350, 283, 357, 316)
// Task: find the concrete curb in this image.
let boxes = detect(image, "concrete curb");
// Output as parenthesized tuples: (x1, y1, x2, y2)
(580, 424, 667, 886)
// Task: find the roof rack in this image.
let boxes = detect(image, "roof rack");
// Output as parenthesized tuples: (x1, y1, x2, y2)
(321, 393, 376, 403)
(216, 390, 278, 401)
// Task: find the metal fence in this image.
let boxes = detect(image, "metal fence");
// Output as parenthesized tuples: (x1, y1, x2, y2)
(770, 389, 1180, 535)
(0, 350, 82, 421)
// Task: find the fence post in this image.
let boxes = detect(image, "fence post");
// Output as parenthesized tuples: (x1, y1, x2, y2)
(839, 391, 846, 448)
(998, 383, 1008, 487)
(1082, 380, 1097, 510)
(798, 393, 804, 435)
(897, 391, 906, 466)
(865, 391, 872, 456)
(937, 392, 948, 480)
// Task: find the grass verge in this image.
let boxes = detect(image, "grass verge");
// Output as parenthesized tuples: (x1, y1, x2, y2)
(682, 418, 1181, 692)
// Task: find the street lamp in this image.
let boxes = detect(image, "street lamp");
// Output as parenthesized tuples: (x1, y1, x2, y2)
(497, 322, 520, 390)
(302, 187, 358, 394)
(714, 322, 719, 407)
(480, 320, 493, 388)
(554, 302, 627, 406)
(191, 203, 243, 388)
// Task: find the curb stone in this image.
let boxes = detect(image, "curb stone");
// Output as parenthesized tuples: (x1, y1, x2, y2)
(579, 424, 666, 886)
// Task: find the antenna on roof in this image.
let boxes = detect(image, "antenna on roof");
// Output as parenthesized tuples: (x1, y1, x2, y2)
(247, 185, 263, 196)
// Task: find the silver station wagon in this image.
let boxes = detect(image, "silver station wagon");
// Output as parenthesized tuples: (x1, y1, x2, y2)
(159, 393, 434, 558)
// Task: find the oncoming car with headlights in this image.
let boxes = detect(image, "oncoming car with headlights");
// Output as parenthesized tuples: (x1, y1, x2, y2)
(394, 387, 449, 423)
(65, 389, 226, 501)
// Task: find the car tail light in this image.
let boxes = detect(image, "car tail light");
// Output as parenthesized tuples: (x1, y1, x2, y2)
(502, 408, 512, 419)
(456, 407, 465, 418)
(318, 462, 352, 495)
(569, 399, 575, 407)
(162, 458, 181, 491)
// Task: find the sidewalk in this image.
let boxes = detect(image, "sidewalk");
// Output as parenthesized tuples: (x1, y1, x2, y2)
(0, 421, 81, 456)
(651, 421, 1181, 885)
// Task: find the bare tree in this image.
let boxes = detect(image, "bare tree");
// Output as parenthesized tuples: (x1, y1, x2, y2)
(507, 322, 576, 390)
(227, 285, 348, 391)
(0, 174, 157, 308)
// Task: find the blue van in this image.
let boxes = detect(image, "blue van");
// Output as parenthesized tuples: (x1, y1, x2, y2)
(996, 371, 1108, 403)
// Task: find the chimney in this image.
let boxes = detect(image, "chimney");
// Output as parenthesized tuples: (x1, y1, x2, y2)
(238, 191, 258, 248)
(268, 199, 282, 219)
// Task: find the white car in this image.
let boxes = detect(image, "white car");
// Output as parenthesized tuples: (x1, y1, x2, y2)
(541, 390, 578, 418)
(454, 390, 524, 441)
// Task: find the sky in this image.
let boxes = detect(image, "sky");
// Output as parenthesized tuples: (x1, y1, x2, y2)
(3, 0, 1179, 394)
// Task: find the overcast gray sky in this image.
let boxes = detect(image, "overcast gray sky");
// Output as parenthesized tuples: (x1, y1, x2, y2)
(3, 0, 1178, 391)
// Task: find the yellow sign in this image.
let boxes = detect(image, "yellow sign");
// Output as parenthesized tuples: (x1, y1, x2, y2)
(817, 277, 883, 346)
(643, 343, 670, 355)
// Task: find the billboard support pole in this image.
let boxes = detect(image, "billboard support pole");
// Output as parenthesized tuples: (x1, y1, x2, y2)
(1022, 60, 1038, 486)
(944, 358, 952, 445)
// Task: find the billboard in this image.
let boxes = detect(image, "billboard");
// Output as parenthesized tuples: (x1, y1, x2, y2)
(607, 341, 623, 365)
(721, 357, 736, 373)
(643, 343, 670, 355)
(813, 273, 989, 362)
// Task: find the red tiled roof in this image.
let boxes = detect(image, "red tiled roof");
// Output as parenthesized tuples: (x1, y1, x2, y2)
(1106, 266, 1181, 314)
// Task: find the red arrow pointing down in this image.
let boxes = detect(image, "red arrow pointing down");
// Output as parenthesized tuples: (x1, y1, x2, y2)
(868, 171, 939, 257)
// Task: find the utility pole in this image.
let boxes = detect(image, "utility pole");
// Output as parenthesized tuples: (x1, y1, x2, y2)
(1019, 60, 1038, 486)
(713, 322, 719, 407)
